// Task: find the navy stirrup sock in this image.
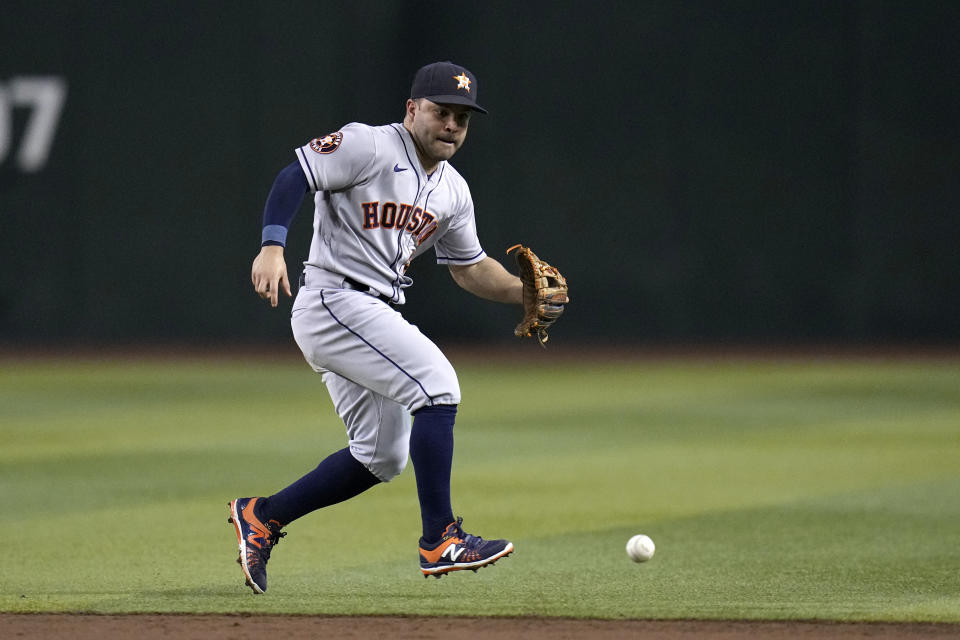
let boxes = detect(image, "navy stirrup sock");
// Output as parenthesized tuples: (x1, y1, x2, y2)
(258, 447, 381, 526)
(409, 404, 457, 543)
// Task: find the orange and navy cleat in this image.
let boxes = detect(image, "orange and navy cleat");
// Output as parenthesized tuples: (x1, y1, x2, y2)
(418, 517, 513, 578)
(228, 497, 286, 594)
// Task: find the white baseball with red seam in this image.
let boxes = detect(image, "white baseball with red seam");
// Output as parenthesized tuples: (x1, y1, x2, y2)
(626, 534, 655, 562)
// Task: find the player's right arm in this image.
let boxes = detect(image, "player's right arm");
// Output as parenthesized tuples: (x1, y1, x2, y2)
(252, 161, 309, 307)
(254, 125, 376, 306)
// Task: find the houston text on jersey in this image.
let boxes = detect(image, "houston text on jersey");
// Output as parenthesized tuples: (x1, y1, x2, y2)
(361, 201, 438, 245)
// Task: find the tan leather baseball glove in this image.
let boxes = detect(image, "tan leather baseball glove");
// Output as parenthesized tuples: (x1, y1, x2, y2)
(507, 244, 569, 346)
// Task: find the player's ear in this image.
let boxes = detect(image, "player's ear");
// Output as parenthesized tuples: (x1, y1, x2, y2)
(404, 99, 418, 122)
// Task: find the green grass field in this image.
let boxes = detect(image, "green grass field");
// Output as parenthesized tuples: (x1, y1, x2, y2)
(1, 351, 958, 621)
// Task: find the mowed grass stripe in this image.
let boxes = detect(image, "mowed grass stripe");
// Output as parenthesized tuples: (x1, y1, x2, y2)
(1, 354, 958, 620)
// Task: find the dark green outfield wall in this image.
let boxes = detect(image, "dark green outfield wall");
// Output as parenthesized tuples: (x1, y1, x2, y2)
(2, 1, 957, 344)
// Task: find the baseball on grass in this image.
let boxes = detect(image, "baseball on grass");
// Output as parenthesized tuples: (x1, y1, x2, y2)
(626, 534, 655, 562)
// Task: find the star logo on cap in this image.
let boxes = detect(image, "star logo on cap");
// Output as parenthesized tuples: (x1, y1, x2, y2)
(453, 72, 472, 92)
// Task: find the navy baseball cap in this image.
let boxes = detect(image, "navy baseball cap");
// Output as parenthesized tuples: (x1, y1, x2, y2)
(410, 61, 488, 114)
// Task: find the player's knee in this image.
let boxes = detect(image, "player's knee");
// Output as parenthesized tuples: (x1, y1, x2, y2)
(408, 374, 461, 413)
(359, 444, 407, 481)
(353, 429, 410, 482)
(372, 452, 408, 482)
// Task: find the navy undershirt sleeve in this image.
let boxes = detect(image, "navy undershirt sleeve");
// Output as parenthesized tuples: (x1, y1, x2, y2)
(261, 161, 310, 247)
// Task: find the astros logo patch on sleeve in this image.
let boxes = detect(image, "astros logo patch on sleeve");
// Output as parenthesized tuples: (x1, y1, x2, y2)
(309, 132, 343, 154)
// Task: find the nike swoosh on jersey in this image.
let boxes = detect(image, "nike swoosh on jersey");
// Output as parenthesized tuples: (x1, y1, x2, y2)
(393, 164, 408, 172)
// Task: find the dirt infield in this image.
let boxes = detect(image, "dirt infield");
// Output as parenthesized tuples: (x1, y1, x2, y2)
(4, 615, 959, 639)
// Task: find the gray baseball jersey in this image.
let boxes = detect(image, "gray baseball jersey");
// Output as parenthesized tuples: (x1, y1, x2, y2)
(295, 122, 486, 305)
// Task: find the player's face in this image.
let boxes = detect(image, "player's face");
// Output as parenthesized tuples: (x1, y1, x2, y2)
(406, 99, 471, 170)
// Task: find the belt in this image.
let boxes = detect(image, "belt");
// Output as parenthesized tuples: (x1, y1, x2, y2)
(343, 277, 394, 304)
(299, 270, 393, 305)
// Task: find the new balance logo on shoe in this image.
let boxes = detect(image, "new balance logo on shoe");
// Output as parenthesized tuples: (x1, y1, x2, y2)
(441, 543, 466, 562)
(419, 517, 514, 579)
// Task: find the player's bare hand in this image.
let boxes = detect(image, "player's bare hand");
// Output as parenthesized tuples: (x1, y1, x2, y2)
(251, 245, 291, 308)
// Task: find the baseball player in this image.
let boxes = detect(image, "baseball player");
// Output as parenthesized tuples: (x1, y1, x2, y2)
(228, 61, 566, 594)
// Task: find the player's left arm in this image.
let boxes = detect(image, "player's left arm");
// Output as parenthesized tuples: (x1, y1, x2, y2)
(449, 257, 522, 304)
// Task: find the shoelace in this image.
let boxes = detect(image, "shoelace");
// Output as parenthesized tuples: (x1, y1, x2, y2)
(258, 524, 287, 560)
(449, 517, 484, 549)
